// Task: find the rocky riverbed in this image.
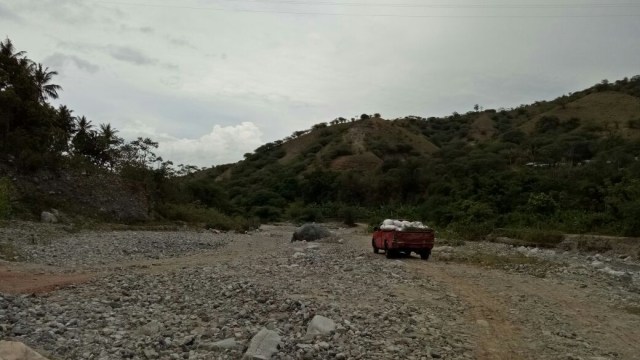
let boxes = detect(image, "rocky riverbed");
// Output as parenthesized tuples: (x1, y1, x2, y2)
(1, 222, 640, 359)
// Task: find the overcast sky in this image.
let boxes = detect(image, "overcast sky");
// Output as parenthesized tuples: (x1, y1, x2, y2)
(2, 0, 639, 167)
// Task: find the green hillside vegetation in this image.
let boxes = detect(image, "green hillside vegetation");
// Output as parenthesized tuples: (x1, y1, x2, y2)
(208, 78, 640, 238)
(3, 38, 640, 239)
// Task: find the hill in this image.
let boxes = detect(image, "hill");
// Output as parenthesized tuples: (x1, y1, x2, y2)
(203, 76, 640, 237)
(3, 36, 640, 237)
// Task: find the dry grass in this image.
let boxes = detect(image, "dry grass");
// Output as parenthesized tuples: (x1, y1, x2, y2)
(330, 152, 383, 171)
(0, 242, 21, 261)
(448, 252, 541, 268)
(489, 228, 564, 248)
(622, 306, 640, 316)
(520, 91, 640, 137)
(469, 113, 497, 141)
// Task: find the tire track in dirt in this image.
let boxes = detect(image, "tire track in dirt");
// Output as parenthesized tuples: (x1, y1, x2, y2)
(506, 277, 640, 359)
(406, 261, 528, 360)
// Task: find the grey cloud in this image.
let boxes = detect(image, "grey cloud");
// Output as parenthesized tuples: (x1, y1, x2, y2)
(118, 24, 155, 34)
(44, 53, 100, 73)
(162, 63, 179, 71)
(17, 0, 117, 25)
(0, 3, 22, 22)
(167, 37, 197, 50)
(108, 46, 156, 65)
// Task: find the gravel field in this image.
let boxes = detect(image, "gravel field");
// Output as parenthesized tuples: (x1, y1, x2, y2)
(1, 222, 640, 359)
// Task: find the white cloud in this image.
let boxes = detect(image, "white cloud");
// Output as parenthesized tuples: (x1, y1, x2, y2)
(120, 122, 264, 167)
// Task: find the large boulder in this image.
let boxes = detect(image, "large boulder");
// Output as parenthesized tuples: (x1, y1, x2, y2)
(0, 341, 50, 360)
(291, 224, 332, 242)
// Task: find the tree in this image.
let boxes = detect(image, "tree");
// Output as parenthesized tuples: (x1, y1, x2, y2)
(30, 63, 62, 102)
(97, 123, 123, 168)
(72, 116, 97, 158)
(51, 105, 76, 153)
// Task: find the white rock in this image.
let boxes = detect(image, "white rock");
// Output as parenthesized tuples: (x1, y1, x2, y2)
(0, 341, 50, 360)
(210, 338, 240, 350)
(306, 315, 336, 338)
(40, 211, 57, 224)
(243, 328, 281, 360)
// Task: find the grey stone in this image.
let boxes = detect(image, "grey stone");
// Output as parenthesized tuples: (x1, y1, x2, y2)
(0, 341, 50, 360)
(40, 211, 57, 224)
(243, 328, 281, 360)
(138, 320, 163, 336)
(305, 315, 336, 338)
(209, 338, 240, 350)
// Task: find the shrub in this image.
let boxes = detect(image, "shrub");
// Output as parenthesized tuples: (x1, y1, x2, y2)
(157, 204, 258, 231)
(447, 222, 494, 241)
(340, 206, 357, 227)
(252, 205, 282, 222)
(628, 119, 640, 129)
(0, 178, 12, 219)
(286, 202, 323, 223)
(490, 228, 564, 248)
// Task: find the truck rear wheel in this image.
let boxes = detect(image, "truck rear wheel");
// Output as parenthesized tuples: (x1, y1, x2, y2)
(420, 250, 431, 260)
(372, 239, 379, 254)
(385, 249, 395, 259)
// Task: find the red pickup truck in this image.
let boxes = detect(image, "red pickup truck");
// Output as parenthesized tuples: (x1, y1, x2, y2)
(372, 227, 435, 260)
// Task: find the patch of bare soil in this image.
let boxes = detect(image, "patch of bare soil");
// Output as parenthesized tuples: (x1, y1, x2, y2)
(405, 257, 640, 360)
(0, 263, 92, 294)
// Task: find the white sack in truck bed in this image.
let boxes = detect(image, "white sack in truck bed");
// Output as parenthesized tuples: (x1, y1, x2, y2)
(379, 219, 430, 231)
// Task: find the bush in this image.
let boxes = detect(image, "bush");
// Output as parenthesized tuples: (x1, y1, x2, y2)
(252, 205, 282, 222)
(285, 202, 323, 223)
(340, 206, 357, 227)
(447, 222, 494, 241)
(0, 178, 12, 219)
(490, 228, 564, 248)
(157, 204, 258, 231)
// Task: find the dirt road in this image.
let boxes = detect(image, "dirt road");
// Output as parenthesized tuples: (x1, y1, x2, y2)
(1, 223, 639, 359)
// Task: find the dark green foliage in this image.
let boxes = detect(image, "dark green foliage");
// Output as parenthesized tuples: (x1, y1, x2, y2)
(340, 206, 356, 227)
(629, 119, 640, 129)
(491, 228, 564, 248)
(0, 39, 257, 229)
(0, 177, 12, 219)
(535, 116, 560, 133)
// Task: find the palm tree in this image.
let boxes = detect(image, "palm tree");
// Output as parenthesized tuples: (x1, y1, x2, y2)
(0, 38, 26, 61)
(57, 105, 76, 134)
(72, 116, 96, 157)
(50, 105, 76, 154)
(0, 38, 29, 92)
(30, 63, 62, 102)
(99, 123, 119, 144)
(98, 123, 122, 169)
(76, 116, 93, 134)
